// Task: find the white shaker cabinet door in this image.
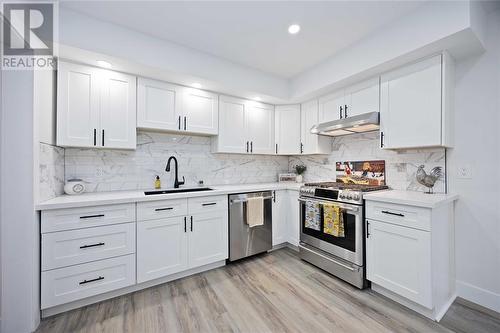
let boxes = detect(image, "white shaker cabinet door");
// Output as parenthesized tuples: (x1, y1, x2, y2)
(182, 88, 218, 135)
(57, 62, 100, 148)
(344, 77, 380, 117)
(137, 78, 183, 131)
(366, 219, 432, 308)
(286, 190, 300, 246)
(136, 217, 188, 283)
(275, 105, 301, 155)
(272, 190, 287, 246)
(380, 55, 442, 149)
(99, 70, 137, 149)
(301, 100, 331, 155)
(215, 95, 247, 153)
(318, 90, 344, 123)
(188, 211, 228, 268)
(246, 102, 275, 154)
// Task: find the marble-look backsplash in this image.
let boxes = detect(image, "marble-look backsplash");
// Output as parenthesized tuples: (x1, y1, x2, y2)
(64, 132, 289, 192)
(39, 143, 65, 202)
(289, 132, 446, 193)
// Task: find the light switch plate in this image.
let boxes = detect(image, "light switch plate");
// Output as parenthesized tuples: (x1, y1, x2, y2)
(457, 165, 472, 179)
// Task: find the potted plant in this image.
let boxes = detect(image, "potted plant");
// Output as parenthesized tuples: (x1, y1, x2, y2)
(295, 164, 307, 183)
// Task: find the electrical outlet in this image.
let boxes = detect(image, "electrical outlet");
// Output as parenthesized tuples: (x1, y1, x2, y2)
(457, 165, 472, 179)
(95, 167, 104, 178)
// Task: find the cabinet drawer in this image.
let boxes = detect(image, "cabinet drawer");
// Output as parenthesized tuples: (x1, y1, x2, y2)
(137, 199, 188, 221)
(41, 204, 136, 233)
(366, 201, 431, 231)
(41, 254, 135, 309)
(188, 195, 227, 214)
(42, 223, 135, 271)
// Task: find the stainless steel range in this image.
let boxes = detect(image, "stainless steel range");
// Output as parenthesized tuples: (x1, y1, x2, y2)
(298, 182, 388, 289)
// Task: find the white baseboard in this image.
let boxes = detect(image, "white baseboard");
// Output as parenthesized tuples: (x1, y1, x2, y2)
(456, 280, 500, 313)
(435, 293, 457, 322)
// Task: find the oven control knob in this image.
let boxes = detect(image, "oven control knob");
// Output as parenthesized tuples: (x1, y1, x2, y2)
(347, 194, 353, 200)
(353, 194, 360, 200)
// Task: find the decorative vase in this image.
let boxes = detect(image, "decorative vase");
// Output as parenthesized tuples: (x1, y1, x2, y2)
(296, 174, 303, 183)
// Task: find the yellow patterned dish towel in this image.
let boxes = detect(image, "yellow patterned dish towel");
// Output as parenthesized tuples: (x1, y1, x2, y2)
(323, 204, 345, 237)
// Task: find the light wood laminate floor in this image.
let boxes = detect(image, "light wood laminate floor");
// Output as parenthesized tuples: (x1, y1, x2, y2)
(37, 248, 500, 333)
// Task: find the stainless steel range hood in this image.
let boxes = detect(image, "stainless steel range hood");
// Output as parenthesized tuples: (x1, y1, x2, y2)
(310, 112, 380, 137)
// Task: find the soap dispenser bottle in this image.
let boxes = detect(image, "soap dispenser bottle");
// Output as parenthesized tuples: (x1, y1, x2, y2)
(154, 175, 161, 189)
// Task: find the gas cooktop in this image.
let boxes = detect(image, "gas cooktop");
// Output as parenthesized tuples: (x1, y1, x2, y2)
(300, 182, 389, 205)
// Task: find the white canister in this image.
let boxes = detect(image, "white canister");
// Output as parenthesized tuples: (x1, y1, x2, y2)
(64, 179, 86, 195)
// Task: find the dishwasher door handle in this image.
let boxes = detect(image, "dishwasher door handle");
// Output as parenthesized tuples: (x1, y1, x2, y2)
(230, 196, 273, 204)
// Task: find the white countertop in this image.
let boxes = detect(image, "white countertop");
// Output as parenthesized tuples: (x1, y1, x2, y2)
(363, 190, 458, 209)
(36, 182, 303, 210)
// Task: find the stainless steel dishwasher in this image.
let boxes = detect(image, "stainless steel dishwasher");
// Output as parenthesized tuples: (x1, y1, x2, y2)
(228, 191, 273, 261)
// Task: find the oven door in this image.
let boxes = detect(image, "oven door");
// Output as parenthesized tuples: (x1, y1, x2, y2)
(299, 197, 364, 266)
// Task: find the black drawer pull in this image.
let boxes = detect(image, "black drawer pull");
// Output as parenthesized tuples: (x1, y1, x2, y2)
(80, 242, 105, 249)
(155, 207, 174, 211)
(80, 214, 105, 219)
(202, 202, 217, 206)
(79, 276, 104, 285)
(381, 210, 405, 217)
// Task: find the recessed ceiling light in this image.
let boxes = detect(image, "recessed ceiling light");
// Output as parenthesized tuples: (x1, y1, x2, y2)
(288, 24, 301, 34)
(254, 96, 262, 101)
(96, 60, 112, 69)
(191, 82, 202, 89)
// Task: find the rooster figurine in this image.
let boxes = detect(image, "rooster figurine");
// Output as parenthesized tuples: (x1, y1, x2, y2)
(416, 165, 443, 194)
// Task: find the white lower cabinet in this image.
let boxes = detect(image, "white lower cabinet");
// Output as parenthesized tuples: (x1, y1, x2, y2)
(272, 190, 300, 247)
(136, 197, 228, 284)
(189, 211, 228, 267)
(41, 254, 135, 309)
(136, 216, 189, 283)
(365, 198, 455, 321)
(366, 219, 432, 308)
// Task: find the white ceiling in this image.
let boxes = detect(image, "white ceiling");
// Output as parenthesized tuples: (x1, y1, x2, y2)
(60, 1, 426, 78)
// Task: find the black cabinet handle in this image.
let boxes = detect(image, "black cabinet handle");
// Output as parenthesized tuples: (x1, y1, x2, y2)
(300, 142, 304, 154)
(80, 242, 105, 249)
(93, 129, 97, 146)
(250, 141, 253, 153)
(155, 207, 174, 211)
(339, 106, 343, 119)
(79, 276, 104, 285)
(102, 129, 105, 146)
(190, 216, 193, 232)
(380, 132, 385, 148)
(273, 190, 276, 203)
(381, 210, 405, 217)
(276, 143, 278, 154)
(178, 116, 181, 130)
(184, 216, 187, 232)
(344, 105, 348, 118)
(184, 116, 187, 130)
(80, 214, 105, 219)
(366, 221, 370, 238)
(202, 202, 217, 206)
(246, 141, 249, 153)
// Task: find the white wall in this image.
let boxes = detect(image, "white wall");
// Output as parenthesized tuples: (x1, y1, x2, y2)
(448, 8, 500, 312)
(1, 71, 40, 332)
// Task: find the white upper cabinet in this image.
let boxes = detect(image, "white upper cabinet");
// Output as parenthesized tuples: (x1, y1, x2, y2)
(300, 100, 332, 155)
(137, 79, 218, 135)
(214, 96, 275, 155)
(344, 77, 380, 117)
(245, 102, 275, 154)
(275, 105, 301, 155)
(215, 95, 247, 153)
(57, 62, 100, 148)
(137, 78, 182, 131)
(181, 88, 218, 135)
(100, 70, 137, 149)
(57, 61, 136, 149)
(380, 53, 454, 149)
(318, 90, 344, 123)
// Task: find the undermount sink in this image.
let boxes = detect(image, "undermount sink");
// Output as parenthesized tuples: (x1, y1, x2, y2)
(144, 187, 213, 195)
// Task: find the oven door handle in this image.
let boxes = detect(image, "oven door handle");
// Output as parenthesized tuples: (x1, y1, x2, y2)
(298, 198, 359, 212)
